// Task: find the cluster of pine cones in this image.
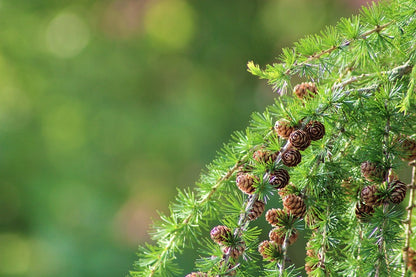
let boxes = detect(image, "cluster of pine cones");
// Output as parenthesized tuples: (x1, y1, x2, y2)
(355, 161, 407, 221)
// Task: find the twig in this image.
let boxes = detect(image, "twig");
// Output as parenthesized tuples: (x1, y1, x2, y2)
(332, 61, 413, 91)
(149, 157, 246, 277)
(285, 21, 394, 75)
(403, 162, 416, 277)
(280, 234, 290, 276)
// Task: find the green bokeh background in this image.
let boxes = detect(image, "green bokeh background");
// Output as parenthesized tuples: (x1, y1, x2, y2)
(0, 0, 375, 276)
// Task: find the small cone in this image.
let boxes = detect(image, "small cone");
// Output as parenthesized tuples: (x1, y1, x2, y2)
(248, 200, 265, 221)
(253, 149, 277, 164)
(289, 129, 311, 151)
(305, 121, 325, 141)
(283, 194, 306, 218)
(408, 248, 416, 273)
(388, 180, 407, 204)
(399, 138, 416, 161)
(274, 120, 295, 139)
(210, 225, 231, 245)
(269, 169, 290, 189)
(223, 241, 246, 259)
(265, 208, 286, 226)
(361, 161, 386, 182)
(355, 202, 375, 221)
(293, 82, 318, 99)
(236, 174, 257, 194)
(278, 183, 297, 198)
(258, 240, 282, 261)
(269, 227, 298, 246)
(185, 273, 208, 277)
(360, 185, 381, 207)
(281, 149, 302, 167)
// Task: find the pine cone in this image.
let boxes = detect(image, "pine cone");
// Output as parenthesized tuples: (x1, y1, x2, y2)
(281, 149, 302, 167)
(236, 173, 257, 194)
(361, 161, 387, 182)
(253, 149, 277, 164)
(388, 180, 407, 204)
(283, 194, 306, 218)
(360, 185, 381, 207)
(258, 240, 282, 261)
(400, 138, 416, 161)
(293, 82, 317, 99)
(265, 208, 286, 226)
(269, 227, 298, 246)
(185, 272, 208, 277)
(289, 129, 311, 151)
(408, 248, 416, 273)
(278, 183, 297, 198)
(269, 169, 290, 189)
(305, 121, 325, 141)
(223, 241, 246, 259)
(274, 120, 295, 139)
(355, 202, 375, 221)
(248, 200, 265, 221)
(236, 165, 253, 177)
(210, 225, 231, 245)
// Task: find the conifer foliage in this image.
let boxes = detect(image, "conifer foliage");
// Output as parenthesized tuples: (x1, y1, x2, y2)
(131, 0, 416, 276)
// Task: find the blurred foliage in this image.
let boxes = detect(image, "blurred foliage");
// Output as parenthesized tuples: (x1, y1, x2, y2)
(0, 0, 374, 276)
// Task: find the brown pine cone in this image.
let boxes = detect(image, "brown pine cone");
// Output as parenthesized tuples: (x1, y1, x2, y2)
(283, 194, 306, 218)
(274, 120, 295, 139)
(400, 138, 416, 161)
(248, 200, 265, 221)
(269, 169, 290, 189)
(269, 227, 298, 246)
(408, 248, 416, 272)
(289, 129, 311, 151)
(185, 272, 208, 277)
(210, 225, 231, 245)
(360, 185, 381, 207)
(265, 208, 286, 226)
(361, 161, 387, 182)
(355, 202, 375, 221)
(223, 241, 246, 259)
(293, 82, 318, 99)
(236, 165, 253, 177)
(388, 180, 407, 204)
(281, 149, 302, 167)
(236, 173, 257, 194)
(253, 149, 277, 164)
(278, 183, 297, 198)
(258, 240, 282, 261)
(305, 121, 325, 141)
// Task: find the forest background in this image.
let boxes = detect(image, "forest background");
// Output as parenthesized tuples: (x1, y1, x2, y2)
(0, 0, 377, 276)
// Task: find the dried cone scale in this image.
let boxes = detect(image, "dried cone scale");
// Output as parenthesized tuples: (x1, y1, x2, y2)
(289, 129, 311, 151)
(361, 161, 386, 182)
(274, 120, 295, 139)
(388, 180, 407, 204)
(269, 169, 290, 189)
(265, 208, 286, 226)
(210, 225, 231, 245)
(305, 121, 325, 141)
(361, 185, 380, 207)
(236, 173, 257, 194)
(293, 82, 317, 99)
(281, 149, 302, 167)
(283, 194, 306, 218)
(248, 200, 265, 220)
(355, 202, 375, 221)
